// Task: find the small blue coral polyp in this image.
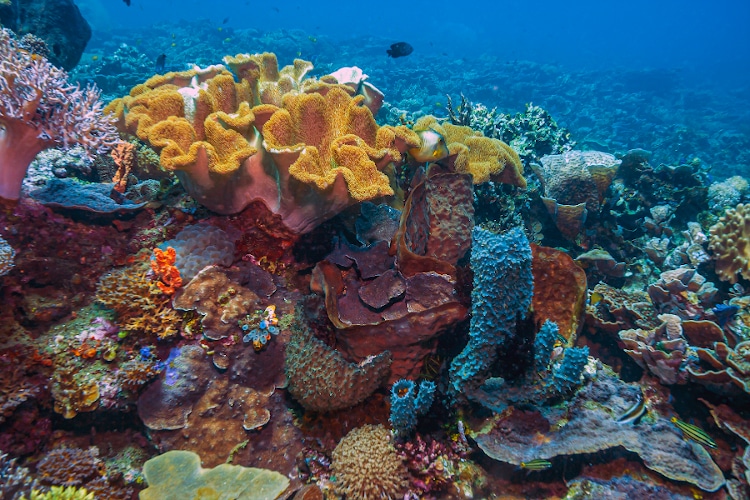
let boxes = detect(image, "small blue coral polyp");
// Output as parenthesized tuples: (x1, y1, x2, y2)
(240, 305, 279, 351)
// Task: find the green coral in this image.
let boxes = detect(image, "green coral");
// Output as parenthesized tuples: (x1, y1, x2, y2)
(22, 486, 94, 500)
(140, 450, 289, 500)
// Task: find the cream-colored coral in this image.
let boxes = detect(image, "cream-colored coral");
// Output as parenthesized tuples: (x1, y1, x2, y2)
(709, 203, 750, 283)
(331, 424, 408, 500)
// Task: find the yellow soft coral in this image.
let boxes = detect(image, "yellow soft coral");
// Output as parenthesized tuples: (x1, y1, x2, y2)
(263, 87, 411, 201)
(106, 56, 417, 233)
(413, 116, 525, 187)
(709, 203, 750, 283)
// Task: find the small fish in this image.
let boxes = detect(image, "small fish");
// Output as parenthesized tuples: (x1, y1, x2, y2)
(155, 53, 167, 73)
(670, 417, 717, 449)
(217, 27, 223, 32)
(91, 55, 99, 61)
(222, 17, 229, 24)
(617, 391, 646, 424)
(408, 128, 449, 163)
(387, 41, 413, 58)
(589, 290, 603, 305)
(123, 0, 130, 5)
(713, 303, 739, 327)
(520, 459, 552, 471)
(308, 36, 317, 43)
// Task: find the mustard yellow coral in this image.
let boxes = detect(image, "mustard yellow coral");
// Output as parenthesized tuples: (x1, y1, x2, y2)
(709, 203, 750, 283)
(263, 87, 414, 202)
(413, 116, 525, 187)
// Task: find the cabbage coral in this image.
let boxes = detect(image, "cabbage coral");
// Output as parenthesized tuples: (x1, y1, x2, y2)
(0, 28, 118, 200)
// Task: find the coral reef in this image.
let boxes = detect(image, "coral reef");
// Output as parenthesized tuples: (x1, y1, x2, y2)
(330, 424, 408, 500)
(532, 150, 620, 241)
(472, 369, 725, 492)
(159, 223, 235, 281)
(413, 115, 525, 187)
(106, 57, 418, 234)
(311, 173, 471, 381)
(0, 235, 14, 277)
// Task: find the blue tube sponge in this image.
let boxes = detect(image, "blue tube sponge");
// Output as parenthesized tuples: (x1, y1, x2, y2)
(553, 346, 589, 393)
(534, 320, 559, 373)
(449, 227, 533, 395)
(390, 379, 435, 437)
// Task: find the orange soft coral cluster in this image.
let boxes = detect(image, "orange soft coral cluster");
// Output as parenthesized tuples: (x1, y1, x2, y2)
(150, 246, 183, 295)
(110, 141, 136, 193)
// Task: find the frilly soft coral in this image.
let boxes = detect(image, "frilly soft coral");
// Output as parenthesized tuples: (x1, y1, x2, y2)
(0, 28, 118, 201)
(150, 246, 182, 295)
(106, 55, 419, 234)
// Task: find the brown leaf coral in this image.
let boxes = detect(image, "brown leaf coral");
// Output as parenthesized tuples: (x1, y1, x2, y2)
(709, 203, 750, 283)
(331, 424, 409, 500)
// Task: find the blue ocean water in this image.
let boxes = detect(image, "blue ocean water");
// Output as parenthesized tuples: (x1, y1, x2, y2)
(80, 0, 750, 83)
(74, 0, 750, 177)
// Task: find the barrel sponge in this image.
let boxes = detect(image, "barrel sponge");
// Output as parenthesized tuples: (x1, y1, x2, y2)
(331, 424, 408, 500)
(284, 315, 392, 412)
(140, 450, 289, 500)
(449, 227, 534, 394)
(160, 223, 235, 281)
(709, 203, 750, 283)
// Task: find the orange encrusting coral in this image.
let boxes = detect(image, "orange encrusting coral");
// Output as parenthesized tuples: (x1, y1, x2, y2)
(110, 141, 136, 193)
(150, 246, 183, 295)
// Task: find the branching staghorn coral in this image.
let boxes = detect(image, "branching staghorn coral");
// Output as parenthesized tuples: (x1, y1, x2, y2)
(0, 28, 118, 200)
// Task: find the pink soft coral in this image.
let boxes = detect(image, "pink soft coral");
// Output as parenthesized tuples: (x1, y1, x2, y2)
(0, 28, 118, 200)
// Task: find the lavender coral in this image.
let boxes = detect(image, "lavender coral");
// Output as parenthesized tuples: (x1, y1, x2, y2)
(0, 28, 118, 201)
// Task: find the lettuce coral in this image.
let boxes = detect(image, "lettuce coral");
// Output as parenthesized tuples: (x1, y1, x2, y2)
(140, 449, 289, 500)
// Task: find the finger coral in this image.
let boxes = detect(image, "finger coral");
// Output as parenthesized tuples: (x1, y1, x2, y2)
(0, 28, 118, 201)
(96, 262, 181, 339)
(331, 424, 408, 500)
(709, 203, 750, 283)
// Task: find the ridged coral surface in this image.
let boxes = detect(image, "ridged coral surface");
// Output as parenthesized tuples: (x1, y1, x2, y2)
(709, 203, 750, 283)
(331, 424, 408, 500)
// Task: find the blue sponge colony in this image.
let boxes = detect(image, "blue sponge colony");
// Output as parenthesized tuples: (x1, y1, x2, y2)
(161, 223, 235, 281)
(449, 227, 534, 395)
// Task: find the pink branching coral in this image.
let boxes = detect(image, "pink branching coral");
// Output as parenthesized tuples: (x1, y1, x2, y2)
(0, 28, 119, 200)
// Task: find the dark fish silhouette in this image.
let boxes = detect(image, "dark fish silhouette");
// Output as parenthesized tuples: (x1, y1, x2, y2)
(387, 42, 413, 58)
(222, 17, 229, 24)
(123, 0, 130, 5)
(155, 53, 167, 73)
